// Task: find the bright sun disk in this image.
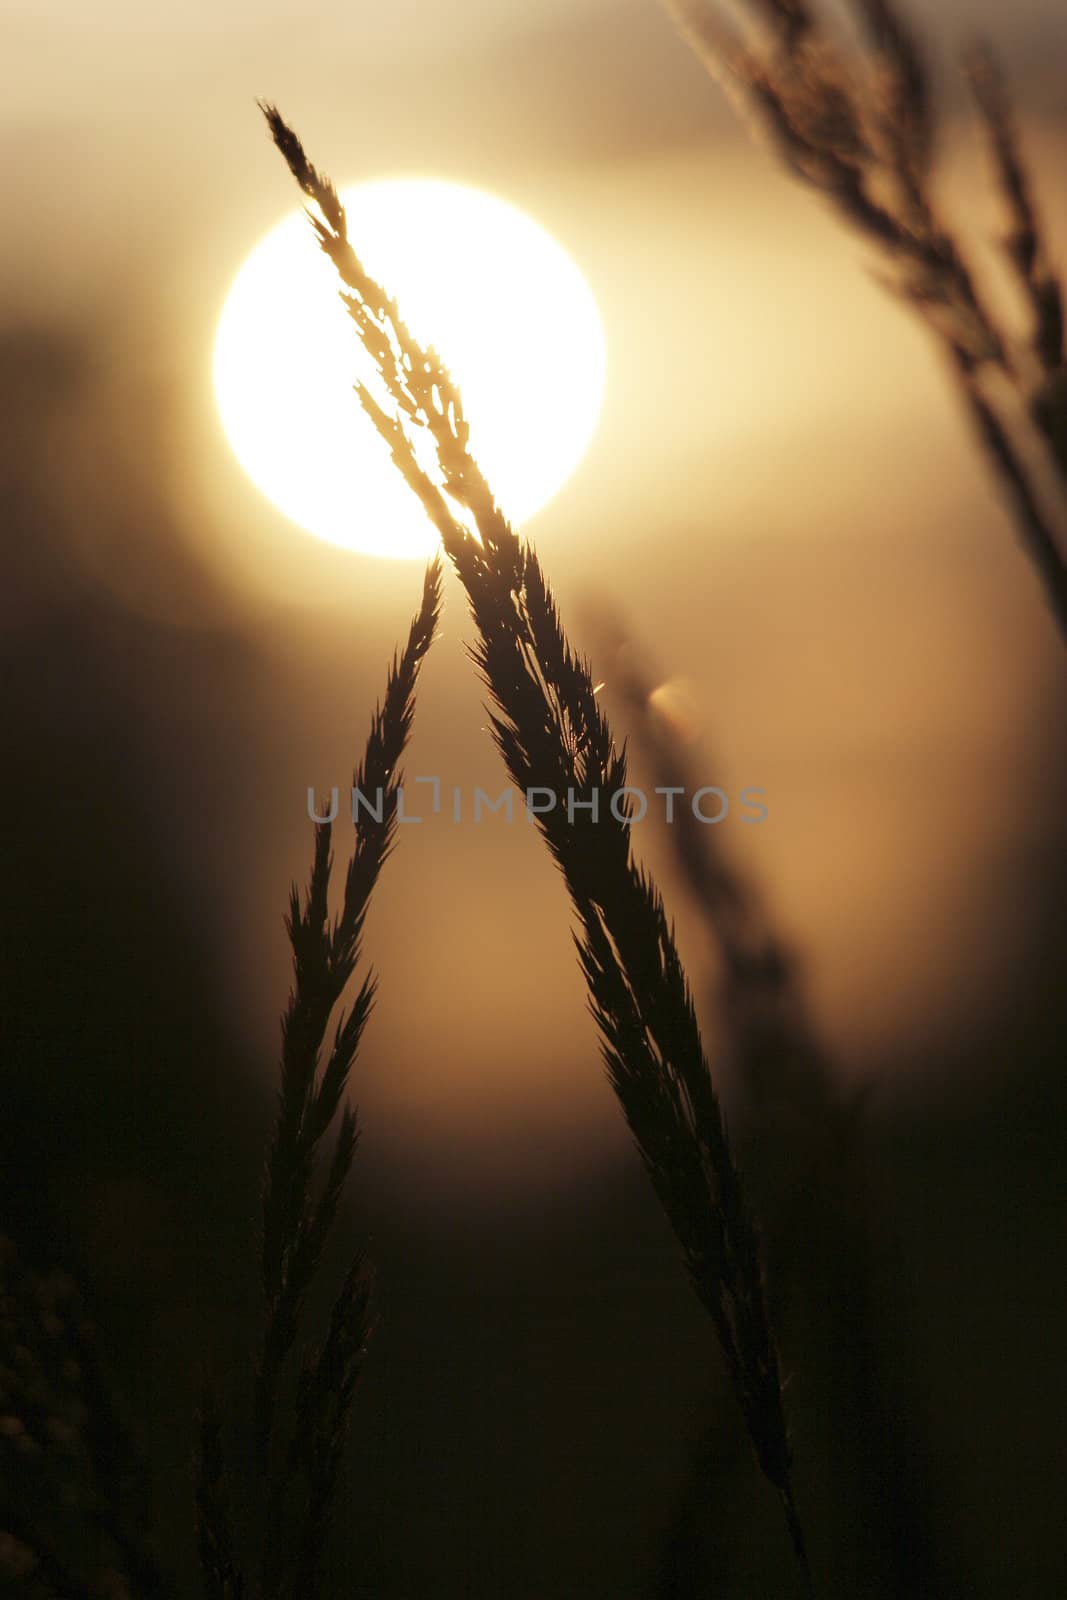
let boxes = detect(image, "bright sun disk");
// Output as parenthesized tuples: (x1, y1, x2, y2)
(213, 178, 606, 560)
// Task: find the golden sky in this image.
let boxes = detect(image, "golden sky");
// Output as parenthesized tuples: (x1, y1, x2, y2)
(3, 0, 1066, 1184)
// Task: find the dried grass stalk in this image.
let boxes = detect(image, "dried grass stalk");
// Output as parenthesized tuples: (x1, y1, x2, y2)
(195, 563, 440, 1600)
(966, 43, 1064, 380)
(262, 107, 810, 1583)
(665, 0, 1067, 642)
(595, 619, 830, 1128)
(256, 559, 440, 1600)
(258, 560, 440, 1441)
(965, 43, 1067, 488)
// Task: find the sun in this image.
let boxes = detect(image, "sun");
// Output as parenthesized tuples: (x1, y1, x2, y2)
(213, 178, 606, 560)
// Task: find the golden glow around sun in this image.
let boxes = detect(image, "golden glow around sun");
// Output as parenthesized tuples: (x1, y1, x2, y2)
(213, 179, 606, 560)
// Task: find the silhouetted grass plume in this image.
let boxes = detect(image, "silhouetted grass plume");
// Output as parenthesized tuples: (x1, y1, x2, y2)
(262, 105, 811, 1585)
(664, 0, 1067, 642)
(195, 560, 441, 1600)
